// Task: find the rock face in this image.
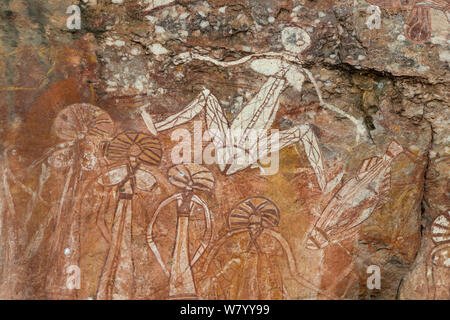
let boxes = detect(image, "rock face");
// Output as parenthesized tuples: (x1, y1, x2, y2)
(0, 0, 448, 300)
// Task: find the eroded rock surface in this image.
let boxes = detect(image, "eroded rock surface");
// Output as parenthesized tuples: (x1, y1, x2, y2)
(0, 0, 448, 299)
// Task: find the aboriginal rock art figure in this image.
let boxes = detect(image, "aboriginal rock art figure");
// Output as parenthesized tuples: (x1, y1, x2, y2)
(42, 103, 114, 297)
(366, 0, 450, 43)
(198, 197, 336, 299)
(141, 27, 368, 191)
(426, 212, 450, 299)
(146, 163, 214, 299)
(305, 141, 404, 250)
(0, 103, 113, 298)
(96, 132, 162, 300)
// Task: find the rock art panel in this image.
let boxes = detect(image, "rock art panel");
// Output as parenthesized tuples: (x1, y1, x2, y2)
(0, 0, 447, 300)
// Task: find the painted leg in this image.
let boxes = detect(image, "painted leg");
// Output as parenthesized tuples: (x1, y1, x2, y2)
(300, 125, 326, 191)
(203, 91, 234, 172)
(111, 199, 134, 300)
(226, 125, 304, 175)
(230, 76, 286, 145)
(142, 88, 232, 172)
(97, 199, 126, 299)
(302, 68, 368, 142)
(261, 124, 327, 191)
(226, 124, 327, 192)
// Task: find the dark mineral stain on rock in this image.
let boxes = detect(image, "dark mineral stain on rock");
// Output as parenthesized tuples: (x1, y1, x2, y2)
(0, 0, 448, 301)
